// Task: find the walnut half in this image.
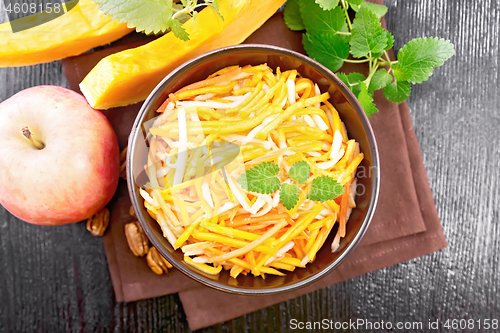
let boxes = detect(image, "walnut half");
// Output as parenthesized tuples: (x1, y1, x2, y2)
(119, 146, 127, 180)
(124, 221, 149, 257)
(147, 247, 173, 275)
(86, 208, 110, 237)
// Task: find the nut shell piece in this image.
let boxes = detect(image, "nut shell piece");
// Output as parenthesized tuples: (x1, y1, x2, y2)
(147, 247, 173, 275)
(119, 147, 127, 180)
(86, 208, 110, 237)
(125, 221, 149, 257)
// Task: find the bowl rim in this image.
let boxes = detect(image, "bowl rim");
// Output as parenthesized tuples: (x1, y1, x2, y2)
(127, 44, 380, 295)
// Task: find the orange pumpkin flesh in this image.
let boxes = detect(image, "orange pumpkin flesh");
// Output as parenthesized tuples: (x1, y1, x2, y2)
(0, 0, 132, 67)
(80, 0, 286, 110)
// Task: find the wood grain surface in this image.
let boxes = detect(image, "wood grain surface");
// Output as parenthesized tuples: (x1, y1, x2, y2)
(1, 0, 499, 332)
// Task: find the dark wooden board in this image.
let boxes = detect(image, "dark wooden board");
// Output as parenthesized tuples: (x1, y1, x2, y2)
(1, 0, 499, 331)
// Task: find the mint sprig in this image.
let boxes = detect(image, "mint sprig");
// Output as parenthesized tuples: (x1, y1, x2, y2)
(93, 0, 221, 40)
(237, 161, 343, 211)
(284, 0, 455, 116)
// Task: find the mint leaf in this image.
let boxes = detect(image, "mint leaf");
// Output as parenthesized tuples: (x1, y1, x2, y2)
(347, 72, 366, 96)
(280, 183, 300, 210)
(385, 31, 394, 50)
(307, 176, 344, 202)
(339, 72, 364, 97)
(392, 63, 411, 81)
(237, 162, 281, 194)
(337, 72, 349, 87)
(369, 68, 393, 92)
(303, 33, 350, 72)
(168, 19, 189, 41)
(93, 0, 174, 35)
(206, 2, 224, 21)
(315, 0, 340, 11)
(384, 80, 411, 104)
(289, 161, 311, 184)
(284, 0, 305, 31)
(348, 0, 363, 11)
(358, 82, 379, 116)
(394, 37, 455, 84)
(93, 0, 222, 40)
(299, 0, 346, 34)
(360, 2, 388, 18)
(337, 72, 366, 97)
(349, 7, 388, 58)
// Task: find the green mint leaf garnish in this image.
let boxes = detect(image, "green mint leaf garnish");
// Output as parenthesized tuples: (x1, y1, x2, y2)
(93, 0, 222, 40)
(369, 69, 393, 92)
(284, 0, 454, 116)
(93, 0, 174, 35)
(347, 72, 366, 97)
(284, 0, 305, 31)
(280, 183, 300, 210)
(307, 176, 344, 202)
(392, 63, 411, 81)
(299, 0, 346, 35)
(289, 161, 311, 184)
(337, 72, 349, 87)
(303, 32, 350, 72)
(167, 19, 189, 41)
(385, 31, 394, 50)
(315, 0, 340, 11)
(346, 0, 363, 5)
(349, 7, 388, 58)
(206, 2, 224, 21)
(384, 80, 411, 104)
(359, 2, 388, 18)
(357, 82, 379, 116)
(237, 162, 281, 194)
(395, 37, 455, 84)
(338, 72, 365, 97)
(349, 0, 363, 13)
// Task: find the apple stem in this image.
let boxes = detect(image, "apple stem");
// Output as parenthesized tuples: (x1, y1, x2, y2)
(22, 126, 45, 150)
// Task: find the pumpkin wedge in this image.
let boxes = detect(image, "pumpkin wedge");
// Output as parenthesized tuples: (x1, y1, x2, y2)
(80, 0, 286, 110)
(0, 0, 132, 67)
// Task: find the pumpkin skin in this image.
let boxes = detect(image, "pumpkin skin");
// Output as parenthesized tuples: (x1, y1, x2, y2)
(79, 0, 286, 110)
(0, 0, 132, 67)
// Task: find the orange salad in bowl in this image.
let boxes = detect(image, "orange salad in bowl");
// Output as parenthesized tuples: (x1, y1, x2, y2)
(139, 64, 364, 278)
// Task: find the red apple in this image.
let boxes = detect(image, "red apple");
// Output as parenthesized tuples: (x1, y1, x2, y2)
(0, 86, 120, 225)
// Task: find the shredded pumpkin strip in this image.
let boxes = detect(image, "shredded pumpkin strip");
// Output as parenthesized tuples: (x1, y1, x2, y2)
(254, 205, 323, 270)
(184, 256, 222, 275)
(207, 220, 287, 263)
(200, 220, 273, 243)
(191, 232, 276, 255)
(307, 216, 336, 261)
(268, 261, 295, 271)
(339, 180, 352, 238)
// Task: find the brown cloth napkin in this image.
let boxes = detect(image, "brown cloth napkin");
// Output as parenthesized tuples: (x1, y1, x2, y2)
(61, 2, 447, 329)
